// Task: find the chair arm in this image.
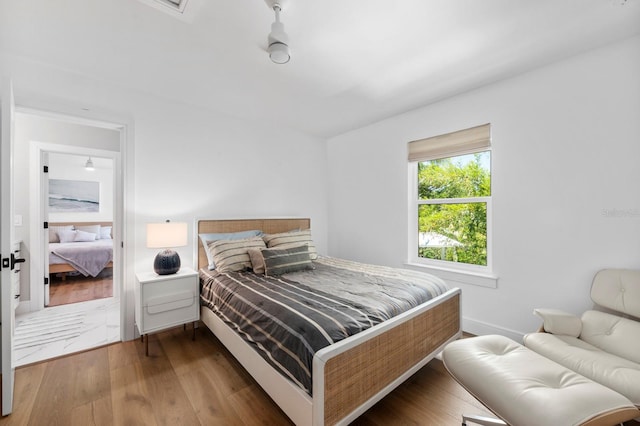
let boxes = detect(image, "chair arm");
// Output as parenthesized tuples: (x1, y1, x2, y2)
(533, 308, 582, 337)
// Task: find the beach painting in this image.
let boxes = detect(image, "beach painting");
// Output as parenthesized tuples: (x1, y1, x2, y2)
(49, 179, 100, 212)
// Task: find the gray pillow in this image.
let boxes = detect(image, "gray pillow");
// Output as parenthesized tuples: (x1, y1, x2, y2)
(262, 244, 314, 276)
(263, 229, 318, 260)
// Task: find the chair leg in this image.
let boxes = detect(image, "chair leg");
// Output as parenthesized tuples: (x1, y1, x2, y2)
(462, 414, 507, 426)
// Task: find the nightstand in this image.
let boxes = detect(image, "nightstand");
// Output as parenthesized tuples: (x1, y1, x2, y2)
(135, 267, 200, 356)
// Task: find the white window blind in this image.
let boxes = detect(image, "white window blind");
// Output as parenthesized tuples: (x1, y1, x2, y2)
(408, 123, 491, 163)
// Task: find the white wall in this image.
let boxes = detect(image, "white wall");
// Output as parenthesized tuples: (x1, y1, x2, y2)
(14, 114, 120, 241)
(5, 31, 636, 344)
(131, 99, 329, 275)
(327, 35, 640, 339)
(2, 52, 329, 336)
(48, 153, 114, 223)
(13, 114, 120, 302)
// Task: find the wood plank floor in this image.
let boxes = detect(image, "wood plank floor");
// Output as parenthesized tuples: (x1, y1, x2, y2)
(0, 325, 493, 426)
(2, 326, 638, 426)
(49, 271, 113, 307)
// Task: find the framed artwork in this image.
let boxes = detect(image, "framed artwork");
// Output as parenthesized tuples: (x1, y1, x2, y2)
(49, 179, 100, 212)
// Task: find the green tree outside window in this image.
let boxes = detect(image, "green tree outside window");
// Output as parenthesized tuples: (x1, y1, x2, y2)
(417, 152, 490, 266)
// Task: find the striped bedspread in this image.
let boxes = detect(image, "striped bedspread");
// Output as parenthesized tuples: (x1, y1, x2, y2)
(199, 256, 449, 395)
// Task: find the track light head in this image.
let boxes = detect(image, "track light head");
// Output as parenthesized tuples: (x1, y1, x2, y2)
(265, 0, 290, 64)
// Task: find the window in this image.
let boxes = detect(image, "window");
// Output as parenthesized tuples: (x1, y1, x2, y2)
(408, 124, 491, 271)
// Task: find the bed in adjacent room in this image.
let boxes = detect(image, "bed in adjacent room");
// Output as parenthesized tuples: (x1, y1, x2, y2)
(197, 218, 461, 426)
(48, 222, 114, 279)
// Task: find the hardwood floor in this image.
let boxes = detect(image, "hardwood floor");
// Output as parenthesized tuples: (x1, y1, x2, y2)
(4, 326, 638, 426)
(49, 270, 113, 307)
(0, 325, 493, 426)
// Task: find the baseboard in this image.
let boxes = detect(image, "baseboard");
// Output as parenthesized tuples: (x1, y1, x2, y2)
(462, 317, 525, 343)
(15, 300, 31, 316)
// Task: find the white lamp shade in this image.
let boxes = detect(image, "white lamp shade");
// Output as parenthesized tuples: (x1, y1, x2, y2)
(146, 222, 188, 248)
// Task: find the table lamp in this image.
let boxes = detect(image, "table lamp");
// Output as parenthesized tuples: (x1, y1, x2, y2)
(146, 220, 188, 275)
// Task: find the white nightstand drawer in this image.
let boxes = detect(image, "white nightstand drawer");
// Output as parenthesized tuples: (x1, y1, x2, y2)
(135, 268, 200, 336)
(143, 292, 197, 332)
(141, 274, 195, 298)
(147, 290, 194, 314)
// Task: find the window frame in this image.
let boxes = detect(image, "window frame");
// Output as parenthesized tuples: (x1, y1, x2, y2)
(408, 145, 493, 276)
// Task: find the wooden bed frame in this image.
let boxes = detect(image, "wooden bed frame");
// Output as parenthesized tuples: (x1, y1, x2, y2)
(197, 218, 462, 426)
(49, 222, 114, 278)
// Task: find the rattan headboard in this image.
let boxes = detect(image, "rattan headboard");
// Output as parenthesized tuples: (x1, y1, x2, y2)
(197, 218, 310, 270)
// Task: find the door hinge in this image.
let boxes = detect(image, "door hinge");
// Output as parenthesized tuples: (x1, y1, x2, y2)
(44, 221, 49, 229)
(44, 277, 49, 285)
(43, 165, 48, 173)
(1, 257, 9, 269)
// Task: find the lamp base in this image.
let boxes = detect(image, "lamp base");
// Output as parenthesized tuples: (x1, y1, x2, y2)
(154, 249, 181, 275)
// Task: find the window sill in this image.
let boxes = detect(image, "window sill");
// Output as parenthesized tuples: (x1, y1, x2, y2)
(404, 262, 498, 289)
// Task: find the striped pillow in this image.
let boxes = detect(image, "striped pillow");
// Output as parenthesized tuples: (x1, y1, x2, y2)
(263, 229, 318, 260)
(208, 236, 266, 273)
(200, 230, 263, 270)
(262, 244, 314, 276)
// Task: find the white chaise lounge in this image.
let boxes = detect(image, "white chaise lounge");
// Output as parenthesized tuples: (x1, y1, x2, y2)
(443, 335, 638, 426)
(524, 268, 640, 408)
(442, 269, 640, 426)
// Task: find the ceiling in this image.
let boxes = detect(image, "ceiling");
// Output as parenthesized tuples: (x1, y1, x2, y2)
(2, 0, 639, 138)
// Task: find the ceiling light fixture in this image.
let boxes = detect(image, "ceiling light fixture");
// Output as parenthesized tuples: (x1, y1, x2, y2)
(266, 0, 290, 64)
(85, 157, 95, 171)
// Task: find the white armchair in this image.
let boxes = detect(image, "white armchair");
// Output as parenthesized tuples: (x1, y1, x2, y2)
(523, 269, 640, 408)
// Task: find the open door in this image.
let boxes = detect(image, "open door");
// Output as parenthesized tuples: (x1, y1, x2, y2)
(0, 78, 16, 415)
(41, 152, 50, 307)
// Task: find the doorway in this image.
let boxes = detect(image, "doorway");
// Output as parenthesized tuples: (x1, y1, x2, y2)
(13, 111, 124, 366)
(46, 153, 115, 307)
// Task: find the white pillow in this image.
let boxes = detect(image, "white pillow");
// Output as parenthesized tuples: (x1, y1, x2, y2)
(49, 225, 74, 243)
(75, 230, 97, 242)
(58, 229, 77, 243)
(76, 224, 101, 236)
(57, 229, 97, 243)
(100, 226, 112, 240)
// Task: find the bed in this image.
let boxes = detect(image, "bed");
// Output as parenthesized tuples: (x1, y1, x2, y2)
(197, 218, 462, 426)
(49, 221, 114, 279)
